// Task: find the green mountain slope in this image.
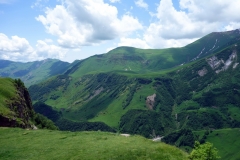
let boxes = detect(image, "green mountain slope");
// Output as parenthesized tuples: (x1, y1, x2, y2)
(29, 29, 240, 135)
(1, 29, 239, 87)
(0, 127, 188, 160)
(25, 29, 240, 158)
(66, 29, 240, 77)
(0, 59, 70, 87)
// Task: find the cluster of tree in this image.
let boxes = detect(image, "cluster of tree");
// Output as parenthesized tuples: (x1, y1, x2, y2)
(199, 130, 211, 144)
(119, 109, 165, 138)
(33, 102, 115, 132)
(195, 83, 240, 107)
(184, 111, 224, 130)
(32, 113, 58, 130)
(14, 78, 25, 88)
(88, 73, 128, 90)
(76, 93, 115, 120)
(137, 78, 152, 84)
(55, 118, 115, 132)
(122, 83, 138, 109)
(33, 102, 61, 122)
(153, 78, 176, 111)
(162, 129, 196, 148)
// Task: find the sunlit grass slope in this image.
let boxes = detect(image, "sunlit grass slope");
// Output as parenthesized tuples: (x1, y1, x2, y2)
(0, 127, 188, 160)
(68, 29, 240, 77)
(0, 77, 17, 117)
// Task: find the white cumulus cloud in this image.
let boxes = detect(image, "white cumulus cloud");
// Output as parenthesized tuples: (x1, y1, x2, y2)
(180, 0, 240, 23)
(118, 37, 150, 49)
(0, 33, 36, 61)
(135, 0, 148, 10)
(133, 0, 240, 49)
(35, 40, 68, 60)
(36, 0, 143, 49)
(154, 0, 214, 39)
(224, 22, 240, 31)
(0, 33, 68, 62)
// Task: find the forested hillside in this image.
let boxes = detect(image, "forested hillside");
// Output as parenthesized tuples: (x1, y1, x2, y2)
(29, 29, 240, 137)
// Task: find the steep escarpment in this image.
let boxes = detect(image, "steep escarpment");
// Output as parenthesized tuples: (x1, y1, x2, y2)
(0, 78, 34, 128)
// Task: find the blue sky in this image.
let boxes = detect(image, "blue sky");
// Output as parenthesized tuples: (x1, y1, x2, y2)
(1, 0, 240, 62)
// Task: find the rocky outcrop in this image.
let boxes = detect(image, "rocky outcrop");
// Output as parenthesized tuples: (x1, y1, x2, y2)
(0, 79, 34, 128)
(207, 56, 222, 69)
(146, 93, 156, 110)
(0, 115, 18, 127)
(207, 50, 238, 74)
(198, 67, 208, 77)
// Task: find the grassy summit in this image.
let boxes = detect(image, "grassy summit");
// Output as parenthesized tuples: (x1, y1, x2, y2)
(0, 127, 188, 160)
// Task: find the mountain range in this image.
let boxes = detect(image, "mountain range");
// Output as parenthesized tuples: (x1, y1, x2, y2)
(1, 29, 240, 159)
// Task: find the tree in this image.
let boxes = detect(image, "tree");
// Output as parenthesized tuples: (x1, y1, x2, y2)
(14, 78, 25, 88)
(188, 141, 220, 160)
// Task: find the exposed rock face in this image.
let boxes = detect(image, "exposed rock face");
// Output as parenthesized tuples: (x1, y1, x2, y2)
(207, 56, 222, 69)
(0, 81, 34, 128)
(207, 50, 238, 74)
(0, 115, 18, 127)
(198, 67, 208, 77)
(233, 63, 239, 69)
(146, 94, 156, 110)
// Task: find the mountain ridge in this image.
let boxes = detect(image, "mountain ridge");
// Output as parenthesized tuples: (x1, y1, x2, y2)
(0, 59, 71, 87)
(29, 29, 240, 134)
(1, 29, 240, 159)
(1, 29, 240, 86)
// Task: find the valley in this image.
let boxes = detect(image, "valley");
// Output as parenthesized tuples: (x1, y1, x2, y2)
(1, 29, 240, 159)
(28, 30, 240, 135)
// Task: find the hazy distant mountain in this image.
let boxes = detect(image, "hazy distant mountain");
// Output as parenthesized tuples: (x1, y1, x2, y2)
(0, 59, 71, 87)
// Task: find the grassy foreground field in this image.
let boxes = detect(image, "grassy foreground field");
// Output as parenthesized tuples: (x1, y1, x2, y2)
(0, 128, 188, 160)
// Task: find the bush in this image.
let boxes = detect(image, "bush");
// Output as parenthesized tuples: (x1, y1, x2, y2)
(189, 141, 220, 160)
(33, 113, 58, 130)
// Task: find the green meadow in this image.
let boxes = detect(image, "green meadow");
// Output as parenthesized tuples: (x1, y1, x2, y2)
(0, 127, 188, 160)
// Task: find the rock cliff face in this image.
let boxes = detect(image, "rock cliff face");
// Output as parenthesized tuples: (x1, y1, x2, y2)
(0, 79, 34, 128)
(146, 93, 156, 110)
